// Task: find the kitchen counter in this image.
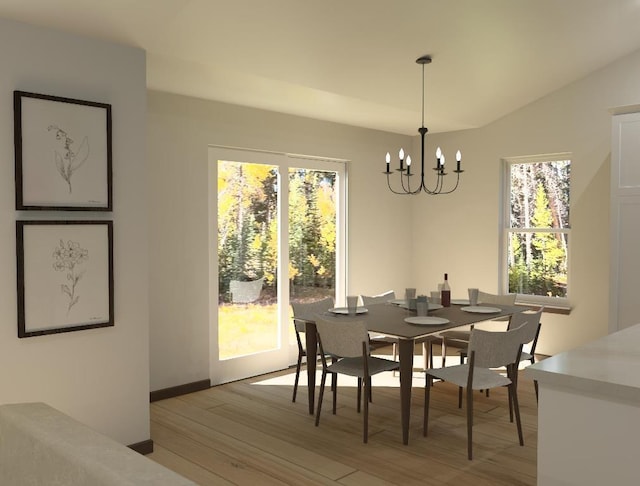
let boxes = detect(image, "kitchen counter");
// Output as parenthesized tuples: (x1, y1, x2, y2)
(526, 323, 640, 485)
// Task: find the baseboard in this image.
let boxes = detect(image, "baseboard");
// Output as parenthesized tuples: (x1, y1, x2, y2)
(128, 439, 154, 455)
(150, 379, 211, 402)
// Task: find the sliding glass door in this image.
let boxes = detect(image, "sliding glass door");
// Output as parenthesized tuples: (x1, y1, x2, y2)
(210, 147, 345, 384)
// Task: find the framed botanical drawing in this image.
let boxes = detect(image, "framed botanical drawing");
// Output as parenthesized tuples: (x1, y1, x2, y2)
(14, 91, 112, 211)
(16, 220, 114, 338)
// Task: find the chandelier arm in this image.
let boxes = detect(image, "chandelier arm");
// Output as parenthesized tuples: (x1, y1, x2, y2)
(402, 172, 422, 194)
(386, 173, 417, 195)
(432, 172, 461, 195)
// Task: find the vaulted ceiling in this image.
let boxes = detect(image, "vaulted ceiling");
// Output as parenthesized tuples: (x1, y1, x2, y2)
(2, 0, 640, 134)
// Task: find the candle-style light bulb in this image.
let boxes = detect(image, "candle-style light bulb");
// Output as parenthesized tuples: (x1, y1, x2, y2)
(441, 154, 446, 165)
(399, 148, 405, 160)
(406, 156, 412, 175)
(456, 150, 462, 172)
(385, 152, 391, 173)
(436, 146, 442, 159)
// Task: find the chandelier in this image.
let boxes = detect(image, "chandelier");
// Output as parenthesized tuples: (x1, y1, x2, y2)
(384, 55, 463, 195)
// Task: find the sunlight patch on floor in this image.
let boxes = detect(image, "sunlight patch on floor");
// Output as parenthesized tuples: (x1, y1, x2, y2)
(250, 353, 452, 388)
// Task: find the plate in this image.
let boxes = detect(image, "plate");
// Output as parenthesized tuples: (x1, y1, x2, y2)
(428, 303, 443, 310)
(329, 307, 369, 315)
(461, 306, 501, 314)
(451, 299, 470, 305)
(404, 316, 450, 326)
(390, 299, 406, 305)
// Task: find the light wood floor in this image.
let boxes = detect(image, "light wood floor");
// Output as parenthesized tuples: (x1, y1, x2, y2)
(148, 349, 538, 485)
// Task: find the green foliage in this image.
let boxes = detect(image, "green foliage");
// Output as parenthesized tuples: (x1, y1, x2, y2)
(218, 162, 337, 301)
(508, 162, 569, 298)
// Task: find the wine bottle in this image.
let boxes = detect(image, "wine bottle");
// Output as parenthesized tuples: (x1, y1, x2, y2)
(441, 273, 451, 307)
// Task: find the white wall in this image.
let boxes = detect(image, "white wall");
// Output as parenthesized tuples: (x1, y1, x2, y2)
(414, 48, 640, 355)
(0, 19, 149, 445)
(147, 92, 413, 391)
(148, 45, 640, 389)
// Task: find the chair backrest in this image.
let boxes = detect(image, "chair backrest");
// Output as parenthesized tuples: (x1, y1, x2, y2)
(315, 317, 369, 358)
(229, 277, 264, 303)
(507, 306, 543, 345)
(467, 324, 528, 369)
(291, 297, 334, 331)
(361, 290, 396, 306)
(477, 290, 517, 306)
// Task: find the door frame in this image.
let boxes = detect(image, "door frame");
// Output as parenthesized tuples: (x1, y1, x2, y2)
(208, 145, 347, 385)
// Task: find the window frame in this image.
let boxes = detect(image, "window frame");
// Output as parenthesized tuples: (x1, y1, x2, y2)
(499, 153, 572, 310)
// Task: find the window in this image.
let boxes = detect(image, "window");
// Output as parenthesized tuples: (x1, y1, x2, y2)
(502, 154, 570, 307)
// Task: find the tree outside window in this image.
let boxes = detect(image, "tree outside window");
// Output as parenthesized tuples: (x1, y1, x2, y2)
(505, 157, 570, 301)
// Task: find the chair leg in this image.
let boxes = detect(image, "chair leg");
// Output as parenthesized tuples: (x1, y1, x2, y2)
(392, 342, 398, 377)
(423, 375, 432, 436)
(442, 340, 447, 367)
(534, 379, 539, 402)
(357, 378, 362, 413)
(509, 382, 524, 446)
(422, 342, 428, 370)
(508, 386, 514, 422)
(363, 375, 369, 443)
(429, 341, 435, 369)
(368, 377, 373, 403)
(331, 357, 337, 392)
(332, 373, 338, 414)
(466, 386, 474, 460)
(292, 354, 302, 402)
(458, 386, 463, 409)
(315, 370, 328, 426)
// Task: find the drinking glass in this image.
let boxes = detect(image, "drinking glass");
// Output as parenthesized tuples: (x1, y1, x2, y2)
(416, 301, 429, 316)
(347, 295, 358, 316)
(405, 288, 416, 303)
(468, 288, 479, 306)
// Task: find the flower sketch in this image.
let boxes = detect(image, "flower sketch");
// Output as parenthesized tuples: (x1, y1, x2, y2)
(48, 125, 90, 194)
(53, 239, 89, 313)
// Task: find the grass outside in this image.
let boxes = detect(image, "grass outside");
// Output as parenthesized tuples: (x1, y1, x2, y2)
(218, 303, 282, 360)
(218, 287, 333, 360)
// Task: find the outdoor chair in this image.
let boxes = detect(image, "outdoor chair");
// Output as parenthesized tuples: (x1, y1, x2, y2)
(229, 277, 264, 304)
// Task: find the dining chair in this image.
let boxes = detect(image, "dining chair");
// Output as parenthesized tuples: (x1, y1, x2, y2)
(423, 324, 528, 460)
(314, 317, 400, 443)
(464, 306, 544, 402)
(432, 291, 518, 367)
(291, 297, 334, 403)
(361, 291, 436, 371)
(361, 291, 397, 356)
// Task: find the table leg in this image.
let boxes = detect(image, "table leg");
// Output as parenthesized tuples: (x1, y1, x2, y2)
(398, 338, 414, 445)
(305, 322, 318, 415)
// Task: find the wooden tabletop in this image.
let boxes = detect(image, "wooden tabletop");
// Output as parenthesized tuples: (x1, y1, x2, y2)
(303, 302, 520, 339)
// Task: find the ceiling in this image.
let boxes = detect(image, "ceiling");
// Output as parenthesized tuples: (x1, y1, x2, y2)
(2, 0, 640, 135)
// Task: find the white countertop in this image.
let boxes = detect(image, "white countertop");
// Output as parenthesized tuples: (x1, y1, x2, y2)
(526, 323, 640, 403)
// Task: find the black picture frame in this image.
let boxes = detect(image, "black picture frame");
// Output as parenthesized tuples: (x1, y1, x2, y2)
(16, 220, 114, 338)
(14, 91, 112, 211)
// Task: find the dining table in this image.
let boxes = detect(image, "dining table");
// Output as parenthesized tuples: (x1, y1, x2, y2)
(299, 301, 522, 445)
